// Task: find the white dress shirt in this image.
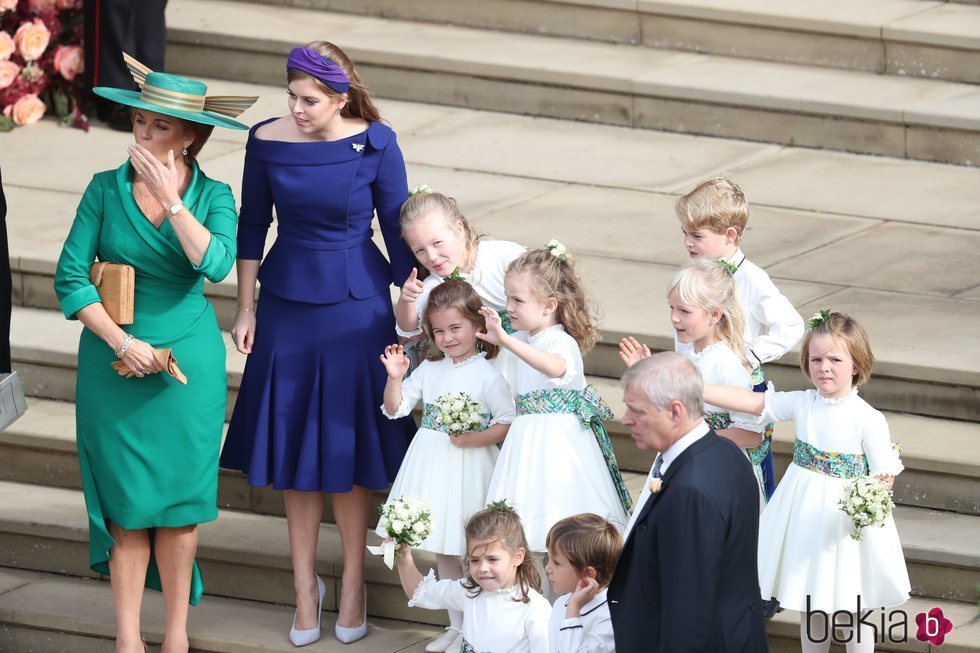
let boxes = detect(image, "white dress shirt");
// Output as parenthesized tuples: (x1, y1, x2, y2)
(624, 420, 709, 535)
(548, 589, 615, 653)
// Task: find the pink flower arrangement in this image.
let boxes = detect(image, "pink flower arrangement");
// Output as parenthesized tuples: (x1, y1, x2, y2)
(1, 0, 88, 131)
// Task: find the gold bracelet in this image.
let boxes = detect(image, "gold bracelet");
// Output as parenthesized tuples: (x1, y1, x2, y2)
(236, 306, 256, 313)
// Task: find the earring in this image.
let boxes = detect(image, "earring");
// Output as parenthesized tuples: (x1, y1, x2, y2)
(182, 147, 188, 156)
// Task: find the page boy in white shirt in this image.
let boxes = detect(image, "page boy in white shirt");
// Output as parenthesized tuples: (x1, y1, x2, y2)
(545, 514, 622, 653)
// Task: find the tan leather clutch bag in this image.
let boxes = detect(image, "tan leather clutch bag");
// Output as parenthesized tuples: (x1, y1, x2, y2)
(89, 262, 134, 325)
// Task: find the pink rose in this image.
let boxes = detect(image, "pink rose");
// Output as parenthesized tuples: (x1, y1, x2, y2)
(0, 0, 18, 11)
(0, 60, 20, 89)
(14, 19, 51, 62)
(0, 32, 14, 61)
(53, 44, 83, 81)
(56, 0, 82, 8)
(28, 0, 58, 10)
(10, 93, 46, 125)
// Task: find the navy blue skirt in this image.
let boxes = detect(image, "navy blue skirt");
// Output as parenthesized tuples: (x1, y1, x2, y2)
(220, 289, 413, 492)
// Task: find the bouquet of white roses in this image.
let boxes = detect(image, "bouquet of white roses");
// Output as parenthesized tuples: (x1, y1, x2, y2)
(839, 476, 895, 541)
(434, 391, 484, 437)
(368, 495, 435, 569)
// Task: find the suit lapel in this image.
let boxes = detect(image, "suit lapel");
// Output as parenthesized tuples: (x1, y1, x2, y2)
(625, 432, 718, 541)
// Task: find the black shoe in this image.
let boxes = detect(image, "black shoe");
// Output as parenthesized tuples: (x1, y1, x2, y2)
(761, 598, 783, 621)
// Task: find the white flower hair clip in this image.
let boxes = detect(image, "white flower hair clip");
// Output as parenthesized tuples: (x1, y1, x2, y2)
(545, 239, 567, 261)
(807, 309, 831, 333)
(409, 184, 435, 197)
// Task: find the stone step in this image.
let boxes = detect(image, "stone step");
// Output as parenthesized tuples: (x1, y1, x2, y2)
(165, 0, 980, 165)
(8, 378, 979, 518)
(0, 481, 976, 615)
(0, 568, 440, 653)
(234, 0, 980, 84)
(2, 569, 978, 653)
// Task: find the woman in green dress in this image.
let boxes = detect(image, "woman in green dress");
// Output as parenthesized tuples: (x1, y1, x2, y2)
(54, 60, 255, 653)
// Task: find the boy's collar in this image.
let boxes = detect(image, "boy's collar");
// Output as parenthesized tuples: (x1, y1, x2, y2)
(722, 248, 746, 269)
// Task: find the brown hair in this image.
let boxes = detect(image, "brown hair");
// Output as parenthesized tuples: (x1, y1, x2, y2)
(462, 506, 541, 602)
(400, 192, 483, 272)
(668, 259, 748, 366)
(800, 312, 874, 387)
(287, 40, 382, 123)
(675, 177, 749, 243)
(545, 513, 623, 588)
(423, 280, 500, 361)
(506, 248, 599, 353)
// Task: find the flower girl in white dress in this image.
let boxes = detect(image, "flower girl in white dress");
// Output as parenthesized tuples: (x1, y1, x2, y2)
(395, 504, 552, 653)
(704, 311, 910, 653)
(479, 244, 631, 596)
(379, 280, 515, 651)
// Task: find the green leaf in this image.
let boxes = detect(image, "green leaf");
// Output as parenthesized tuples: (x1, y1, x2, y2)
(53, 88, 70, 118)
(0, 115, 14, 132)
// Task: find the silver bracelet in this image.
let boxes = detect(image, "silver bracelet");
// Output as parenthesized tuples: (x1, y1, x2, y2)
(115, 333, 134, 359)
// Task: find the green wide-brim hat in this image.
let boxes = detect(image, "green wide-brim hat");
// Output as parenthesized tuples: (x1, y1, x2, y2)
(93, 53, 257, 130)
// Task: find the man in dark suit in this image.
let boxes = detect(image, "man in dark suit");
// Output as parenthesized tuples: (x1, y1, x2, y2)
(609, 352, 768, 652)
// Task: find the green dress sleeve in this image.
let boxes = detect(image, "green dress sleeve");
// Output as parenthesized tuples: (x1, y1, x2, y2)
(54, 176, 105, 320)
(191, 180, 238, 283)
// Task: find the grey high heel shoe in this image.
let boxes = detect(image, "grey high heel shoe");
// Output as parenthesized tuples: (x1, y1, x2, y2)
(334, 585, 367, 644)
(289, 574, 326, 647)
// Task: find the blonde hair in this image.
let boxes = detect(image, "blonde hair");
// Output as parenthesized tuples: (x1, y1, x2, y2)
(675, 177, 749, 242)
(669, 259, 747, 365)
(545, 514, 623, 587)
(423, 280, 500, 361)
(287, 41, 382, 123)
(399, 192, 483, 270)
(462, 507, 541, 602)
(506, 248, 599, 353)
(800, 312, 874, 386)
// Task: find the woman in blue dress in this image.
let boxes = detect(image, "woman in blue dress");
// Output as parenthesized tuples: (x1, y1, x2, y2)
(219, 42, 415, 646)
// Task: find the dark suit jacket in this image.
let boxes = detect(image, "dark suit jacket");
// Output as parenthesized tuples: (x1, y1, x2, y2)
(608, 430, 768, 652)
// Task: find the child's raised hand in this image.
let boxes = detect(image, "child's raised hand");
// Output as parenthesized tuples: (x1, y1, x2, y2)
(566, 576, 602, 615)
(475, 306, 507, 345)
(618, 336, 651, 368)
(398, 267, 425, 305)
(380, 344, 410, 379)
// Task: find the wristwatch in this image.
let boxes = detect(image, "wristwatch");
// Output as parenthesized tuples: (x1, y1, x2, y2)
(168, 201, 184, 216)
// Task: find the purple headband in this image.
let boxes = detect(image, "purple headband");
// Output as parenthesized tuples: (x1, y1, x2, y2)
(287, 47, 350, 93)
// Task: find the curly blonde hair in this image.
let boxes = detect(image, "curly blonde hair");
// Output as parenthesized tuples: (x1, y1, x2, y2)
(506, 248, 599, 353)
(669, 259, 747, 365)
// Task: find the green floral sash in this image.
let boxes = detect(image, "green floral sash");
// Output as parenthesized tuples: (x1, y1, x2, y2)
(793, 439, 869, 478)
(516, 385, 632, 512)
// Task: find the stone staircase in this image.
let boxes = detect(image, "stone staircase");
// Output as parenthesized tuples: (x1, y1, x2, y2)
(2, 0, 980, 650)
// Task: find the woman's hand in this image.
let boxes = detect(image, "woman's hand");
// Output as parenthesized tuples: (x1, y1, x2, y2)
(129, 144, 182, 208)
(398, 267, 424, 306)
(232, 311, 257, 355)
(618, 336, 651, 368)
(476, 307, 507, 346)
(120, 338, 163, 378)
(380, 344, 410, 380)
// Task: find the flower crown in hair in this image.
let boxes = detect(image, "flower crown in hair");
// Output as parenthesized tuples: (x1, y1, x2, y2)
(409, 184, 435, 197)
(486, 499, 515, 513)
(715, 259, 738, 276)
(544, 239, 567, 261)
(807, 309, 831, 333)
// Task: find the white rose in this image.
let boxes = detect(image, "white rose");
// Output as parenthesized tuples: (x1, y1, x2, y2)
(391, 520, 405, 534)
(412, 521, 426, 534)
(395, 505, 410, 520)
